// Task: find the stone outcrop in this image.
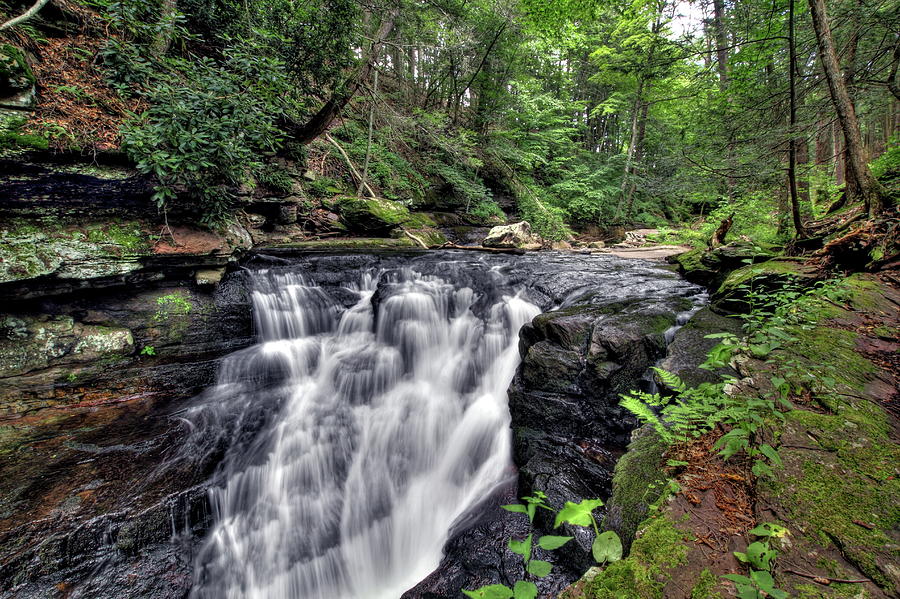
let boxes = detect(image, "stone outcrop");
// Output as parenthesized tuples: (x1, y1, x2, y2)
(482, 221, 542, 250)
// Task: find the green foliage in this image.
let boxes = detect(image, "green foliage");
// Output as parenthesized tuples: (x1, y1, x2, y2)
(257, 164, 295, 195)
(468, 199, 506, 223)
(121, 48, 289, 224)
(307, 176, 345, 198)
(467, 492, 621, 598)
(140, 345, 156, 356)
(154, 292, 192, 320)
(725, 523, 790, 599)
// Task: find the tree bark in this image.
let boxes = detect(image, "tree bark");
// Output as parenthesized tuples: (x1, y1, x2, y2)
(712, 0, 729, 91)
(807, 0, 885, 216)
(888, 38, 900, 101)
(286, 12, 397, 145)
(787, 0, 805, 237)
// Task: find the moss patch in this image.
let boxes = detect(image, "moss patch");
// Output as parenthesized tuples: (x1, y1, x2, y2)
(585, 512, 693, 599)
(690, 569, 722, 599)
(271, 237, 418, 250)
(335, 196, 411, 232)
(602, 426, 668, 550)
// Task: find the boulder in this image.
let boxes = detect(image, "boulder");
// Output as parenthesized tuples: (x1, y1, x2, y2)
(334, 196, 411, 233)
(0, 44, 36, 110)
(700, 241, 781, 270)
(668, 248, 718, 286)
(711, 259, 820, 314)
(657, 306, 742, 388)
(482, 221, 542, 250)
(669, 242, 783, 290)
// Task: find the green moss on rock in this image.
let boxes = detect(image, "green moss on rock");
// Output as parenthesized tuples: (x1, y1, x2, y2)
(585, 513, 693, 599)
(690, 569, 722, 599)
(602, 426, 668, 550)
(335, 196, 411, 232)
(0, 44, 35, 93)
(711, 259, 819, 313)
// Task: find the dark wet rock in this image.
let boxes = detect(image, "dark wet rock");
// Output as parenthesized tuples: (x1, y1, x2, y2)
(657, 306, 742, 388)
(0, 270, 253, 414)
(502, 294, 700, 581)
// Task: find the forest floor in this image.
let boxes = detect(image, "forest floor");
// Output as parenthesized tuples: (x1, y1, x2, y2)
(565, 260, 900, 599)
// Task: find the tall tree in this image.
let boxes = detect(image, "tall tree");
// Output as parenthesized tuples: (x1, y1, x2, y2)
(807, 0, 885, 216)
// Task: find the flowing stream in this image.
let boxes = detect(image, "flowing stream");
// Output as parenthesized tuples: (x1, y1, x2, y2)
(188, 264, 539, 599)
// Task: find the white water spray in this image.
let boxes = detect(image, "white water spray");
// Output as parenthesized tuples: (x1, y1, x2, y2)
(190, 267, 538, 599)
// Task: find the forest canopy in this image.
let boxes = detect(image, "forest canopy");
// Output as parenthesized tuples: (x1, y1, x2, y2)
(0, 0, 897, 239)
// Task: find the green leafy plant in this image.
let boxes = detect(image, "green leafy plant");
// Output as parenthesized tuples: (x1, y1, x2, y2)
(140, 345, 156, 356)
(154, 292, 192, 320)
(464, 493, 621, 599)
(724, 523, 790, 599)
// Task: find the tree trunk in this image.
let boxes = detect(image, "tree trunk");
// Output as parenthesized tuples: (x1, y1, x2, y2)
(807, 0, 884, 216)
(712, 0, 729, 91)
(616, 78, 645, 221)
(888, 39, 900, 101)
(833, 120, 845, 185)
(623, 97, 649, 219)
(787, 0, 805, 237)
(150, 0, 178, 57)
(0, 0, 51, 30)
(287, 12, 397, 145)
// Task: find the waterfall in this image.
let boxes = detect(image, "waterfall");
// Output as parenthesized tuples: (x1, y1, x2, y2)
(189, 266, 539, 599)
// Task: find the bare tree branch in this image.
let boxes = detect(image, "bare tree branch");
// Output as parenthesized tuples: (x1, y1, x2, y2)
(0, 0, 52, 31)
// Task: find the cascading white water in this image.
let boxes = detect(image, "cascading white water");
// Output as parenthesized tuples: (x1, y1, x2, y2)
(190, 267, 539, 599)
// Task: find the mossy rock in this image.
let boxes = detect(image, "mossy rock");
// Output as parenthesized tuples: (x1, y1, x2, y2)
(700, 241, 780, 270)
(602, 426, 668, 552)
(0, 44, 35, 95)
(334, 196, 412, 233)
(402, 227, 447, 248)
(0, 219, 151, 284)
(668, 248, 718, 287)
(711, 259, 820, 314)
(583, 512, 694, 599)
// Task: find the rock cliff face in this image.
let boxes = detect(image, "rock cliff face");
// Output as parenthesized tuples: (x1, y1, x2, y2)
(0, 270, 253, 598)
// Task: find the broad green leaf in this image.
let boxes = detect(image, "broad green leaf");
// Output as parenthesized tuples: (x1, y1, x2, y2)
(501, 504, 528, 515)
(512, 580, 538, 599)
(752, 459, 773, 478)
(462, 584, 514, 599)
(553, 498, 604, 528)
(526, 559, 553, 577)
(592, 530, 623, 563)
(508, 534, 532, 561)
(537, 535, 573, 550)
(722, 574, 753, 585)
(750, 570, 775, 592)
(748, 522, 789, 538)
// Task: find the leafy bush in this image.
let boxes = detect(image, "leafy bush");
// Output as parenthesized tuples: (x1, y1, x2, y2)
(257, 164, 295, 195)
(121, 49, 289, 224)
(468, 199, 506, 223)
